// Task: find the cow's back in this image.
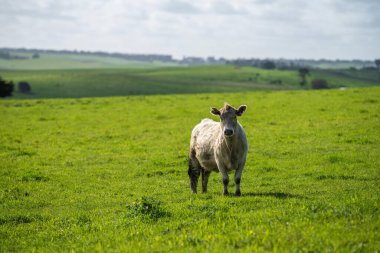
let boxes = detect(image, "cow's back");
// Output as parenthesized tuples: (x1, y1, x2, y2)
(190, 119, 220, 171)
(191, 119, 219, 146)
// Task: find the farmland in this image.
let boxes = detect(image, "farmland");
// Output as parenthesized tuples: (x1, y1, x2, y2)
(2, 65, 380, 99)
(0, 52, 179, 70)
(1, 87, 379, 252)
(1, 52, 380, 251)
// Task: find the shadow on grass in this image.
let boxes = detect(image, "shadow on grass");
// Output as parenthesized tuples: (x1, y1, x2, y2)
(242, 192, 304, 199)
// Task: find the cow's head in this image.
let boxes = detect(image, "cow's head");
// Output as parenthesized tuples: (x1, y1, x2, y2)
(211, 103, 247, 137)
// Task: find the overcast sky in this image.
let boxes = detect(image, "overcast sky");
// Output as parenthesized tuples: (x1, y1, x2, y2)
(1, 0, 379, 60)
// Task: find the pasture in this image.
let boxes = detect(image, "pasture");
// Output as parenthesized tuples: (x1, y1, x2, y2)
(0, 52, 179, 70)
(1, 87, 379, 252)
(2, 65, 379, 99)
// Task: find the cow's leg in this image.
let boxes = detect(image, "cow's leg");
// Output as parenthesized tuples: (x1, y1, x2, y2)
(201, 169, 211, 193)
(216, 160, 229, 195)
(234, 166, 244, 196)
(222, 171, 229, 195)
(220, 169, 229, 196)
(188, 152, 201, 193)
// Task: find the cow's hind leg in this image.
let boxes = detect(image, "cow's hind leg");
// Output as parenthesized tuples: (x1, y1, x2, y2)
(201, 169, 211, 193)
(188, 153, 201, 193)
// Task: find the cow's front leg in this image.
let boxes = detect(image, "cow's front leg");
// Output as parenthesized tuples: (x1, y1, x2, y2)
(234, 165, 244, 196)
(220, 169, 229, 195)
(216, 159, 229, 195)
(201, 169, 211, 193)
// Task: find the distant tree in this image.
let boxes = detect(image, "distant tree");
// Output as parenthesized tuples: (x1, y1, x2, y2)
(260, 60, 276, 70)
(375, 59, 380, 71)
(311, 79, 329, 89)
(0, 76, 14, 97)
(207, 56, 216, 64)
(362, 67, 377, 71)
(298, 68, 310, 86)
(18, 81, 31, 94)
(0, 51, 11, 60)
(32, 53, 40, 59)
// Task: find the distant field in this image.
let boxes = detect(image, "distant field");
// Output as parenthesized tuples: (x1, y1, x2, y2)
(310, 62, 374, 69)
(1, 87, 379, 252)
(0, 52, 179, 70)
(2, 65, 379, 99)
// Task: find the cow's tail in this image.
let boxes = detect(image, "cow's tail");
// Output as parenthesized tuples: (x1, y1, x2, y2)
(188, 149, 200, 193)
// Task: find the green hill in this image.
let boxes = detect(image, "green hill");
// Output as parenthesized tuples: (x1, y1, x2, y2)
(0, 52, 178, 70)
(2, 65, 379, 99)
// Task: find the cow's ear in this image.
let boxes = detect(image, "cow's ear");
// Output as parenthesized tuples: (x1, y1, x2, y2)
(236, 105, 247, 116)
(211, 107, 220, 116)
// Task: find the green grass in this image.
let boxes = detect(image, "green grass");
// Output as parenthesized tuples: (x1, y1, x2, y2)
(2, 65, 379, 99)
(0, 53, 178, 70)
(1, 87, 379, 252)
(312, 69, 380, 87)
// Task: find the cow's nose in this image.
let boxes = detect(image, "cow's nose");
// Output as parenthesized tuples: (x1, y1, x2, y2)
(224, 129, 233, 136)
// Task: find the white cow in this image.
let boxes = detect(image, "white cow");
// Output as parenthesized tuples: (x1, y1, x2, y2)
(188, 103, 248, 196)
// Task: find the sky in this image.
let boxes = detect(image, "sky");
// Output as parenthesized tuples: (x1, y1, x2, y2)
(1, 0, 379, 60)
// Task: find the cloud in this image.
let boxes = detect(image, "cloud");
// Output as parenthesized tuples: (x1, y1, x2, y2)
(0, 0, 75, 20)
(208, 1, 247, 15)
(161, 0, 201, 14)
(0, 0, 379, 59)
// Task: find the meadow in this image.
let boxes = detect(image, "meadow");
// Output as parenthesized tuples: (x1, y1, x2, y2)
(2, 65, 379, 99)
(1, 87, 379, 252)
(0, 52, 178, 70)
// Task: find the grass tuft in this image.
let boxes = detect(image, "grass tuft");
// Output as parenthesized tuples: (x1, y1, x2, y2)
(126, 196, 171, 221)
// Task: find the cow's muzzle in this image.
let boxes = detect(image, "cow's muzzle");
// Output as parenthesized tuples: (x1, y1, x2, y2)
(224, 129, 234, 136)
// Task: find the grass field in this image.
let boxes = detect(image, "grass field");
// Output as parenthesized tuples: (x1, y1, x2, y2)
(0, 52, 178, 70)
(2, 65, 379, 99)
(1, 87, 379, 252)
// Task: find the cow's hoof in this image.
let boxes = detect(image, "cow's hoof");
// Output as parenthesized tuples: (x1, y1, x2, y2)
(223, 191, 229, 196)
(235, 190, 241, 196)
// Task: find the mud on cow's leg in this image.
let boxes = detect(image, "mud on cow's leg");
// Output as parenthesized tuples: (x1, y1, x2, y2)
(201, 169, 211, 193)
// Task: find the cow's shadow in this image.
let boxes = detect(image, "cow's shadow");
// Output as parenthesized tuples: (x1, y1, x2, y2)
(240, 191, 304, 199)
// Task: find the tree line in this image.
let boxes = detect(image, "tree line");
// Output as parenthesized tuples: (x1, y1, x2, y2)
(2, 48, 377, 68)
(226, 58, 378, 70)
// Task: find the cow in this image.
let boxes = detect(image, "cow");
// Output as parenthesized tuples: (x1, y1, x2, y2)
(188, 103, 248, 196)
